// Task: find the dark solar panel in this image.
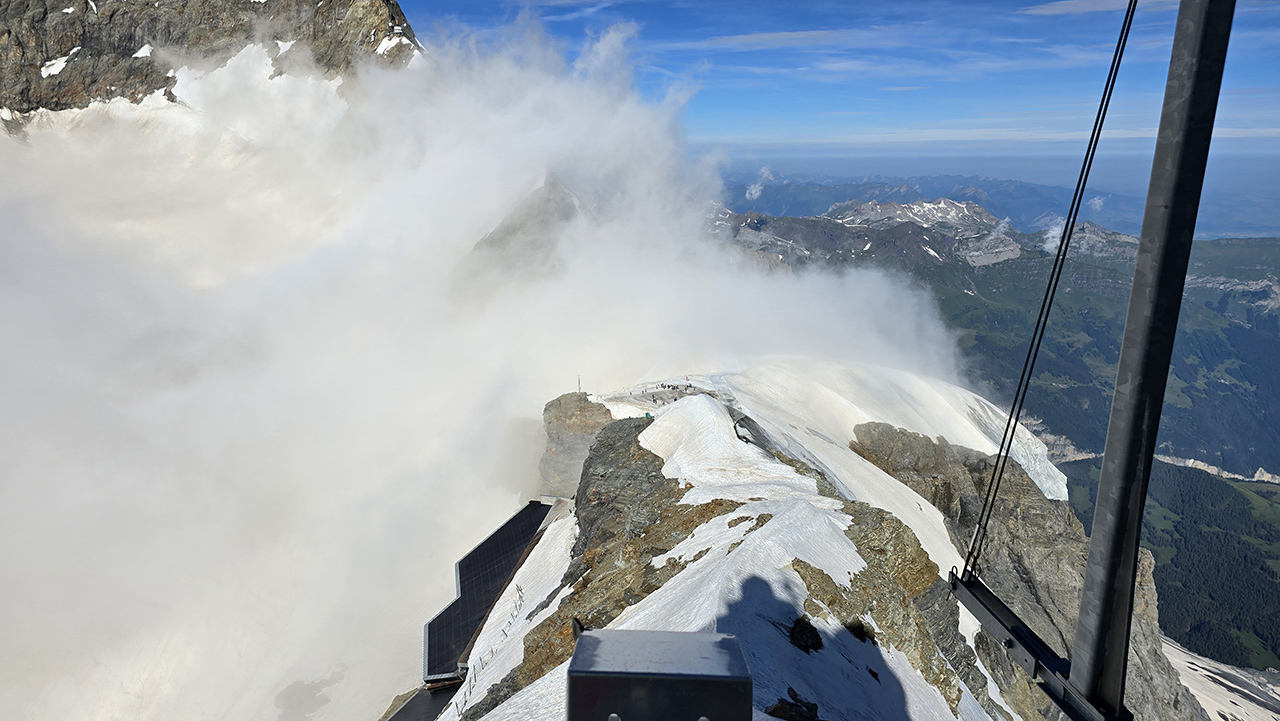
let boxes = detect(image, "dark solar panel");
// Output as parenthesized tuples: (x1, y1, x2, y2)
(424, 500, 552, 680)
(386, 686, 458, 721)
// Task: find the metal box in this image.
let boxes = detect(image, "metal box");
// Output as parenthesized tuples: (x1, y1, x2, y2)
(567, 630, 752, 721)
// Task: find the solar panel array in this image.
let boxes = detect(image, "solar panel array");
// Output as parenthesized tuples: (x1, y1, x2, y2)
(424, 500, 552, 680)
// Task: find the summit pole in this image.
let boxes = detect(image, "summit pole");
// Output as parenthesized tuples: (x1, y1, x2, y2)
(1068, 0, 1236, 715)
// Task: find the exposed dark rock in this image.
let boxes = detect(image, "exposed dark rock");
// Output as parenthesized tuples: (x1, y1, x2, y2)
(768, 448, 845, 500)
(462, 417, 743, 721)
(1, 0, 418, 117)
(850, 421, 1208, 721)
(825, 197, 1000, 238)
(795, 500, 965, 714)
(844, 618, 876, 645)
(764, 687, 822, 721)
(913, 576, 1013, 721)
(566, 417, 667, 581)
(726, 513, 771, 554)
(852, 421, 1098, 653)
(468, 409, 1200, 721)
(537, 392, 613, 498)
(788, 616, 823, 654)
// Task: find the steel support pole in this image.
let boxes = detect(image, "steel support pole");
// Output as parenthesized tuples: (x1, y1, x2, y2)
(1069, 0, 1236, 715)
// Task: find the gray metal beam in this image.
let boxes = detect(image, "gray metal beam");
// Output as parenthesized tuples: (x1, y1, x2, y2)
(951, 571, 1121, 721)
(1069, 0, 1236, 715)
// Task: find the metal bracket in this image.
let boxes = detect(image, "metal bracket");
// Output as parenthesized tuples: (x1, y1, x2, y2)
(949, 570, 1131, 721)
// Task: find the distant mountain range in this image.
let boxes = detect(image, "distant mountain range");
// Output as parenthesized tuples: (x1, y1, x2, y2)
(710, 197, 1280, 476)
(723, 171, 1280, 239)
(707, 195, 1280, 671)
(724, 172, 1147, 234)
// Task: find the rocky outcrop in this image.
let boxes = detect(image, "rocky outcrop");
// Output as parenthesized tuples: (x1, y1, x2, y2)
(537, 392, 612, 498)
(464, 412, 1006, 721)
(792, 501, 965, 715)
(462, 418, 744, 720)
(1059, 221, 1139, 262)
(849, 421, 1208, 721)
(0, 0, 418, 116)
(780, 459, 1008, 721)
(452, 387, 1212, 721)
(957, 231, 1022, 267)
(450, 175, 583, 302)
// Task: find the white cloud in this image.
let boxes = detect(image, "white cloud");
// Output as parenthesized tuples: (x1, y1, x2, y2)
(699, 29, 853, 49)
(1019, 0, 1176, 15)
(0, 30, 960, 721)
(745, 164, 773, 200)
(660, 26, 928, 53)
(542, 1, 614, 21)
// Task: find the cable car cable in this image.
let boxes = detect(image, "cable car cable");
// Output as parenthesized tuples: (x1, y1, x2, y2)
(962, 0, 1140, 578)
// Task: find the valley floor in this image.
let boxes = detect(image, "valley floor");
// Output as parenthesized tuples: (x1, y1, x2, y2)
(1163, 638, 1280, 721)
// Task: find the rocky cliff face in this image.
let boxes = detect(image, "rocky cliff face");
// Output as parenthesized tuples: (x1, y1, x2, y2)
(0, 0, 418, 118)
(849, 422, 1207, 721)
(440, 367, 1210, 721)
(461, 417, 746, 721)
(459, 404, 1016, 720)
(537, 392, 614, 499)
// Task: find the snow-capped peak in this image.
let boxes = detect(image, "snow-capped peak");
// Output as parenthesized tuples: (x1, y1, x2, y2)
(826, 198, 1001, 236)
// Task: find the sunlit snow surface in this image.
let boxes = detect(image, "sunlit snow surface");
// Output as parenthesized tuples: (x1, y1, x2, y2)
(1163, 639, 1280, 721)
(40, 47, 80, 78)
(376, 34, 413, 56)
(443, 359, 1070, 720)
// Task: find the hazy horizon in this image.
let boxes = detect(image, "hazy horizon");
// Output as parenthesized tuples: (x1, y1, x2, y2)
(710, 151, 1280, 238)
(403, 0, 1280, 213)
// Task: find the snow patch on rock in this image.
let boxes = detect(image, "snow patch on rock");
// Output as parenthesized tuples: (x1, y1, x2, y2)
(1163, 638, 1280, 721)
(376, 34, 412, 56)
(41, 47, 80, 78)
(448, 360, 1064, 720)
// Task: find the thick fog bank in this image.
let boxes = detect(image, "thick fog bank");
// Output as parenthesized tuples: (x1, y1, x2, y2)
(0, 26, 959, 721)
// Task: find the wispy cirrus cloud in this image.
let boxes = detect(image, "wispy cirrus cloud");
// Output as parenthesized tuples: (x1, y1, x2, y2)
(397, 0, 1280, 157)
(542, 2, 615, 22)
(806, 42, 1112, 80)
(1019, 0, 1176, 15)
(659, 27, 926, 52)
(697, 29, 854, 49)
(665, 28, 855, 50)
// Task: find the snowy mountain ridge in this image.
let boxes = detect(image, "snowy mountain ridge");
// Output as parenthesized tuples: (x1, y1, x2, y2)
(826, 198, 1003, 238)
(431, 359, 1204, 721)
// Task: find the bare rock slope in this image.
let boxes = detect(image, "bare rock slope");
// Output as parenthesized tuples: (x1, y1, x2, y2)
(448, 379, 1205, 721)
(850, 422, 1207, 721)
(1, 0, 418, 117)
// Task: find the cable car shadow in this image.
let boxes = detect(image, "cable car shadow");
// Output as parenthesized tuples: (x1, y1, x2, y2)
(716, 576, 914, 721)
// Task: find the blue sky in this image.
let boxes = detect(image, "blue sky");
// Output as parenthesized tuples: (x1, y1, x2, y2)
(398, 1, 1280, 191)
